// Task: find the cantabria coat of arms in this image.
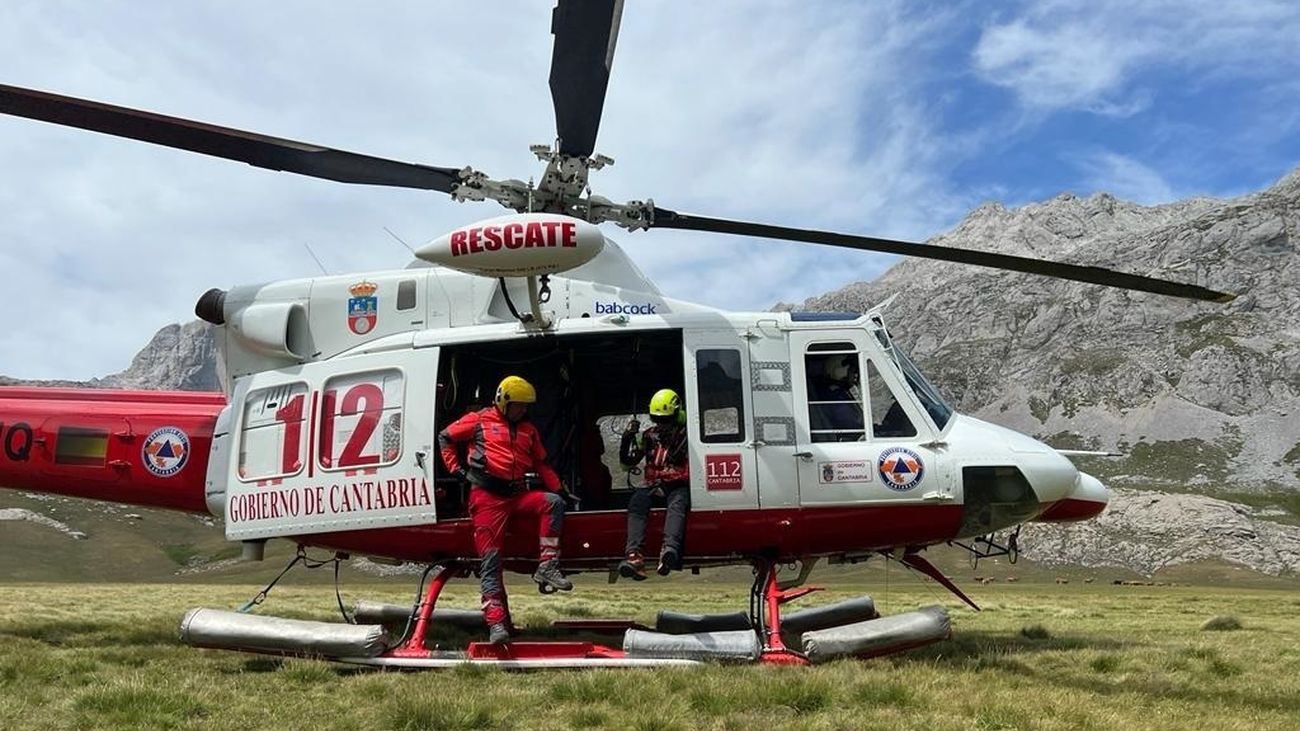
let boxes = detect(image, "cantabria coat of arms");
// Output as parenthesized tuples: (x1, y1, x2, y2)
(347, 281, 378, 335)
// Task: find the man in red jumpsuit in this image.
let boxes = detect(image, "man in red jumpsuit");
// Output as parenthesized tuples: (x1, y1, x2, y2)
(438, 375, 572, 644)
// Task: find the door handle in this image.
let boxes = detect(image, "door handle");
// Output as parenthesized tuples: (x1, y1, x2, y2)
(415, 450, 427, 470)
(793, 451, 813, 461)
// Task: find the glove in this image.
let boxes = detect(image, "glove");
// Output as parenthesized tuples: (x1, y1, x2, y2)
(625, 418, 640, 436)
(558, 485, 581, 511)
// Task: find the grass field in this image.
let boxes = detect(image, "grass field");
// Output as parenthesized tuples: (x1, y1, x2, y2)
(1, 578, 1298, 730)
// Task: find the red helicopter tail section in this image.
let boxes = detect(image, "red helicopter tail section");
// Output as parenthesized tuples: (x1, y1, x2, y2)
(0, 387, 224, 514)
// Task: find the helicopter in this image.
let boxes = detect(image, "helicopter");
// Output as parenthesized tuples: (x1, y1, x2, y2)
(0, 2, 1233, 668)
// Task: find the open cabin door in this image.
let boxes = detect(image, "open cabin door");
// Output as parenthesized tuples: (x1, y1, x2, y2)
(225, 348, 440, 541)
(684, 329, 759, 510)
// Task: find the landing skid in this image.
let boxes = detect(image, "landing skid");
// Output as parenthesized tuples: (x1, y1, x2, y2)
(181, 557, 952, 669)
(377, 562, 677, 666)
(339, 654, 700, 670)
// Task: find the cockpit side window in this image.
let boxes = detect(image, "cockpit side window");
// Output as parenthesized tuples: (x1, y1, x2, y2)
(866, 360, 917, 438)
(804, 342, 865, 442)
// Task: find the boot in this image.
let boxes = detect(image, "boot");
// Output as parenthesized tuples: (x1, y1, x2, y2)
(657, 548, 680, 576)
(488, 622, 511, 645)
(618, 552, 648, 581)
(533, 558, 574, 592)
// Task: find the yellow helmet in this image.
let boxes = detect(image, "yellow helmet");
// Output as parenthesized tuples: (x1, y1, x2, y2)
(494, 376, 537, 413)
(648, 388, 681, 418)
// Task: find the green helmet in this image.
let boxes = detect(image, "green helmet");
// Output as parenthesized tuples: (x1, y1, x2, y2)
(648, 388, 681, 418)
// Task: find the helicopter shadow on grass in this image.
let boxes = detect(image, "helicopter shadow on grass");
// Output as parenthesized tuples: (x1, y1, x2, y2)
(1046, 670, 1300, 715)
(230, 656, 373, 677)
(881, 630, 1300, 715)
(235, 657, 285, 673)
(881, 629, 1135, 675)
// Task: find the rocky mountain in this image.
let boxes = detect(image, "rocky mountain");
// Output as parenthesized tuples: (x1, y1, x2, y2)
(99, 320, 221, 391)
(0, 320, 220, 392)
(3, 170, 1299, 578)
(1022, 489, 1300, 576)
(800, 168, 1300, 490)
(793, 167, 1300, 575)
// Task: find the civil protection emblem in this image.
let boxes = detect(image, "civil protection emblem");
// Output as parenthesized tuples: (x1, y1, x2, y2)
(877, 447, 924, 491)
(142, 426, 190, 478)
(347, 281, 379, 335)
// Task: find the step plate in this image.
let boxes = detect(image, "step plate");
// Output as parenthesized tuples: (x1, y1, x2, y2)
(337, 655, 702, 669)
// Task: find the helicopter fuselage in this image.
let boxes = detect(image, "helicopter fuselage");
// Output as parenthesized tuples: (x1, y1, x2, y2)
(0, 224, 1109, 571)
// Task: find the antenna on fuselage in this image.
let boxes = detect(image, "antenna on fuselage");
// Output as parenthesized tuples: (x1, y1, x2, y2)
(382, 226, 417, 256)
(302, 243, 330, 275)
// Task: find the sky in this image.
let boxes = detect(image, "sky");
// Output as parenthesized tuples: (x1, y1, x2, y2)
(1, 0, 1298, 381)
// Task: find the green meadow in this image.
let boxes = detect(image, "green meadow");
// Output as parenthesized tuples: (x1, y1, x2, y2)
(1, 576, 1297, 730)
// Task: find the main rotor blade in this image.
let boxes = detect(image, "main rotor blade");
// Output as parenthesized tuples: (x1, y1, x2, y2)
(549, 0, 624, 158)
(0, 84, 462, 192)
(651, 207, 1235, 303)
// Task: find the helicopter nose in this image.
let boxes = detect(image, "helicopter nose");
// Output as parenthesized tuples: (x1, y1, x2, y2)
(1022, 445, 1080, 505)
(1035, 472, 1110, 522)
(985, 425, 1079, 505)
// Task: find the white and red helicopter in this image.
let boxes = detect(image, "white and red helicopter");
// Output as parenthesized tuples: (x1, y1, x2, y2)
(0, 2, 1232, 668)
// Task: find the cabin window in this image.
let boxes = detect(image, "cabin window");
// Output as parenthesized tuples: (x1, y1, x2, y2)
(55, 426, 108, 466)
(319, 369, 406, 471)
(695, 349, 745, 443)
(867, 360, 917, 438)
(397, 279, 417, 311)
(238, 382, 310, 481)
(804, 343, 865, 442)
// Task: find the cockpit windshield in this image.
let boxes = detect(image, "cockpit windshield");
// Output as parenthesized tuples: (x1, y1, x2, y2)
(895, 348, 953, 430)
(871, 325, 954, 431)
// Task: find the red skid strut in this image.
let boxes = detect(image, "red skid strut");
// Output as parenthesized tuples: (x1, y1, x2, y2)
(755, 560, 819, 666)
(384, 562, 628, 662)
(388, 564, 462, 658)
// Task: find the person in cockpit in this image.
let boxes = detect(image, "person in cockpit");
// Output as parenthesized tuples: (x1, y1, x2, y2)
(807, 354, 866, 441)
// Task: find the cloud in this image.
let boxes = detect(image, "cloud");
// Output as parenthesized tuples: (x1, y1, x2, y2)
(1, 1, 1295, 382)
(0, 0, 970, 380)
(1075, 152, 1177, 204)
(972, 0, 1300, 113)
(973, 19, 1148, 111)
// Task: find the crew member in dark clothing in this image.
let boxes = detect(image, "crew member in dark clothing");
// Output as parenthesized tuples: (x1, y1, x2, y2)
(807, 353, 865, 441)
(438, 375, 571, 644)
(617, 388, 690, 579)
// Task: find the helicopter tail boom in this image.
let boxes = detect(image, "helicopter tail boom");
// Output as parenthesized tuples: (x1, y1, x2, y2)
(0, 387, 222, 513)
